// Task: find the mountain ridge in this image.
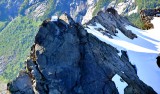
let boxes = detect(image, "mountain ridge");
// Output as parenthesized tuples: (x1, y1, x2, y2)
(7, 12, 157, 94)
(85, 11, 160, 93)
(0, 0, 160, 91)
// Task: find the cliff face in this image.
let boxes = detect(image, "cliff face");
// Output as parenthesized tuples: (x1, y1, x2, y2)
(7, 13, 156, 94)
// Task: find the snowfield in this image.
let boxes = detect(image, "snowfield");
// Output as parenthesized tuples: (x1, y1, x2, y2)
(85, 17, 160, 93)
(112, 74, 128, 94)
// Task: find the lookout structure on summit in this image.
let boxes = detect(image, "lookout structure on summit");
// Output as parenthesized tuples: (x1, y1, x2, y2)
(51, 16, 58, 22)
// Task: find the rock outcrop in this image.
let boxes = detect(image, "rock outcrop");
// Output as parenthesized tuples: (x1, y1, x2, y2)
(156, 55, 160, 68)
(7, 14, 156, 94)
(87, 8, 137, 39)
(140, 7, 160, 30)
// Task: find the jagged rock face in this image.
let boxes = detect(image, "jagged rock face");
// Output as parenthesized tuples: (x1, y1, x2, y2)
(140, 8, 160, 30)
(7, 14, 156, 94)
(87, 8, 137, 39)
(140, 8, 160, 17)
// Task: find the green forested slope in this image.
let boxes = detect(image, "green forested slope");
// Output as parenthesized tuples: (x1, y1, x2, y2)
(92, 0, 160, 28)
(129, 0, 160, 28)
(0, 16, 41, 82)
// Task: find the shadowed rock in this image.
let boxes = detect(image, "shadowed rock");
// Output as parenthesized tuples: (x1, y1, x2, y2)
(156, 55, 160, 68)
(7, 14, 157, 94)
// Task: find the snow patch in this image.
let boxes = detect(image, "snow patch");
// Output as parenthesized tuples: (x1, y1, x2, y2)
(132, 0, 135, 3)
(118, 52, 122, 56)
(85, 17, 160, 93)
(86, 25, 158, 54)
(112, 74, 128, 94)
(95, 23, 105, 30)
(82, 0, 96, 24)
(115, 2, 128, 14)
(87, 0, 95, 5)
(108, 0, 136, 15)
(125, 19, 160, 93)
(114, 0, 135, 14)
(128, 6, 138, 16)
(82, 7, 95, 24)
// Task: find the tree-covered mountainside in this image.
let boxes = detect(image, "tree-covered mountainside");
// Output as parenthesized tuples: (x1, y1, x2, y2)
(128, 0, 160, 28)
(92, 0, 111, 16)
(92, 0, 160, 28)
(0, 21, 8, 31)
(136, 0, 160, 9)
(0, 16, 40, 82)
(0, 0, 160, 82)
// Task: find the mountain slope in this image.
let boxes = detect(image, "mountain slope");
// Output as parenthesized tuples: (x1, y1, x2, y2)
(85, 9, 160, 93)
(0, 16, 40, 81)
(0, 0, 160, 84)
(7, 13, 156, 94)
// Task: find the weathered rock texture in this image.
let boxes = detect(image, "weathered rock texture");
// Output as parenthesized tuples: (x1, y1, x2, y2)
(87, 8, 137, 39)
(7, 14, 156, 94)
(140, 7, 160, 30)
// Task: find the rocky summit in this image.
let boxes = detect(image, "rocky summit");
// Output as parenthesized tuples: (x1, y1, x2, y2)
(87, 7, 137, 39)
(7, 13, 156, 94)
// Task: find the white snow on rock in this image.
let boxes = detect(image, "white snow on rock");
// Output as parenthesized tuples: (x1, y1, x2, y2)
(112, 74, 128, 94)
(114, 0, 135, 15)
(87, 0, 95, 5)
(82, 7, 95, 24)
(85, 17, 160, 93)
(108, 0, 136, 15)
(128, 6, 138, 16)
(115, 2, 128, 14)
(86, 24, 158, 53)
(82, 0, 96, 24)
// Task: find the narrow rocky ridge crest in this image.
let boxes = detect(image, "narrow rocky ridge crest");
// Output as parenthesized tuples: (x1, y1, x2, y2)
(87, 7, 137, 39)
(7, 13, 156, 94)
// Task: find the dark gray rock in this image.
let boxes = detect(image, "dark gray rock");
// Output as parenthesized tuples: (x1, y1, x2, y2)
(7, 71, 34, 94)
(8, 14, 157, 94)
(87, 8, 137, 39)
